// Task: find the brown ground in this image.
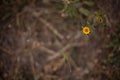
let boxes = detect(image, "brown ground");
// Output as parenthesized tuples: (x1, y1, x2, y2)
(0, 0, 119, 80)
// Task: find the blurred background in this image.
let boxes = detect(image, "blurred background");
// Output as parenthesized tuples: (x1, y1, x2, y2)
(0, 0, 120, 80)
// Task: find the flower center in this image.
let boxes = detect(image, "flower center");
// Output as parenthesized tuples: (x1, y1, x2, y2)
(85, 29, 88, 32)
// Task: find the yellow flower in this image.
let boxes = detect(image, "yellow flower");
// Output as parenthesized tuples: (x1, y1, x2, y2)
(96, 12, 104, 24)
(96, 16, 103, 23)
(82, 26, 90, 35)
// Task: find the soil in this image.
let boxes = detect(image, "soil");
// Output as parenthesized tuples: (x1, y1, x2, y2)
(0, 1, 119, 80)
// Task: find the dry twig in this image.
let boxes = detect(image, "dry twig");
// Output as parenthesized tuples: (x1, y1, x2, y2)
(48, 42, 83, 61)
(27, 8, 64, 40)
(39, 18, 64, 40)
